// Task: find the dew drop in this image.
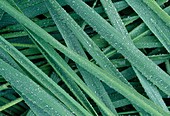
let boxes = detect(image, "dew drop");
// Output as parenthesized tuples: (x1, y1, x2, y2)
(45, 105, 49, 108)
(104, 8, 107, 10)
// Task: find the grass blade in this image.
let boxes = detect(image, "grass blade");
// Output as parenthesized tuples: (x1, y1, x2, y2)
(27, 29, 97, 115)
(133, 67, 169, 112)
(19, 94, 51, 116)
(46, 0, 119, 114)
(0, 97, 23, 112)
(100, 0, 150, 115)
(100, 0, 130, 40)
(25, 32, 170, 115)
(9, 1, 96, 114)
(0, 59, 73, 115)
(125, 0, 170, 52)
(143, 0, 170, 26)
(1, 1, 170, 115)
(134, 36, 162, 48)
(26, 28, 115, 115)
(63, 0, 170, 96)
(0, 35, 91, 115)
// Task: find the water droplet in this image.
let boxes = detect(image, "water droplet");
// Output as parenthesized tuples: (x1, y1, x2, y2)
(45, 105, 49, 108)
(104, 8, 107, 10)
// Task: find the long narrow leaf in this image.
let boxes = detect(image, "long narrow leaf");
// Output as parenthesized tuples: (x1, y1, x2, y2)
(100, 0, 150, 115)
(64, 0, 170, 96)
(125, 0, 170, 52)
(46, 0, 118, 115)
(0, 1, 169, 115)
(0, 59, 73, 116)
(0, 36, 91, 115)
(10, 1, 96, 114)
(26, 28, 115, 115)
(133, 67, 169, 112)
(24, 32, 170, 115)
(27, 29, 97, 115)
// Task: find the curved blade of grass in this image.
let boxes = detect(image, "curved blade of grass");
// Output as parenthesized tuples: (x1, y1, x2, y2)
(143, 0, 170, 27)
(46, 0, 130, 84)
(46, 0, 149, 115)
(47, 0, 147, 113)
(26, 28, 115, 115)
(100, 0, 150, 115)
(0, 59, 74, 116)
(133, 67, 170, 112)
(19, 94, 51, 116)
(0, 97, 23, 112)
(0, 35, 92, 116)
(1, 1, 170, 115)
(0, 98, 19, 115)
(134, 36, 162, 48)
(0, 83, 10, 91)
(100, 0, 130, 40)
(0, 47, 24, 73)
(111, 54, 170, 68)
(125, 0, 170, 53)
(0, 0, 128, 34)
(10, 0, 96, 114)
(129, 3, 170, 41)
(46, 0, 118, 114)
(24, 32, 170, 115)
(3, 93, 27, 110)
(63, 0, 170, 96)
(27, 29, 97, 115)
(129, 23, 149, 39)
(99, 0, 161, 49)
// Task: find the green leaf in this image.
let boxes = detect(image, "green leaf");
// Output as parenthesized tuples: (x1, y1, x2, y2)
(134, 36, 162, 48)
(125, 0, 170, 52)
(143, 0, 170, 27)
(26, 29, 114, 115)
(1, 1, 170, 115)
(100, 0, 150, 114)
(27, 28, 97, 115)
(46, 0, 121, 115)
(0, 59, 74, 116)
(133, 67, 169, 112)
(63, 0, 170, 96)
(0, 97, 23, 112)
(0, 35, 91, 115)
